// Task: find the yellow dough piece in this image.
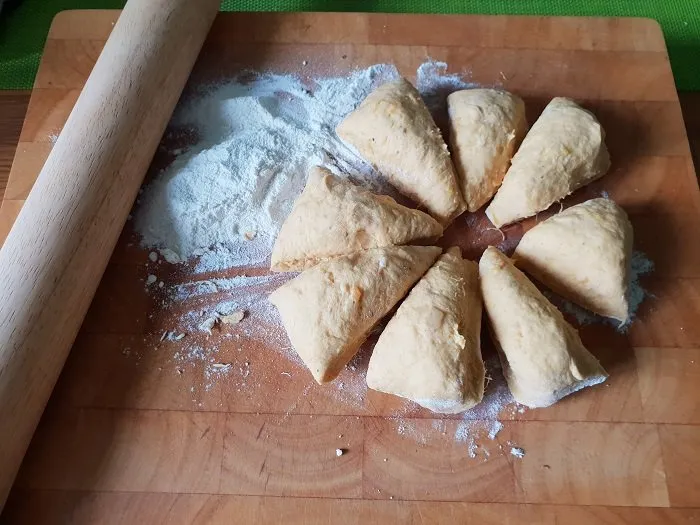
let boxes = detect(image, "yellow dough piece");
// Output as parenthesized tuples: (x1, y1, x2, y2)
(269, 245, 441, 384)
(336, 78, 466, 224)
(479, 246, 607, 408)
(270, 167, 443, 272)
(366, 247, 484, 413)
(485, 97, 610, 227)
(447, 89, 527, 212)
(514, 198, 633, 322)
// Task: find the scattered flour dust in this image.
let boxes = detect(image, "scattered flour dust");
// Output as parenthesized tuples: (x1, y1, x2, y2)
(416, 60, 475, 115)
(126, 59, 648, 463)
(390, 356, 527, 459)
(134, 59, 475, 271)
(134, 64, 400, 270)
(450, 358, 525, 460)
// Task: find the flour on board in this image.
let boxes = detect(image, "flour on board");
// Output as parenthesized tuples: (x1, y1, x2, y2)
(127, 60, 653, 463)
(134, 64, 400, 270)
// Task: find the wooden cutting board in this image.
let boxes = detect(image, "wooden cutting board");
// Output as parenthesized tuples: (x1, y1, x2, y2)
(2, 10, 700, 524)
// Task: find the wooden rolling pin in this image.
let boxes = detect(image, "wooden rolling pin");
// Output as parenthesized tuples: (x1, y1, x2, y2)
(0, 0, 219, 508)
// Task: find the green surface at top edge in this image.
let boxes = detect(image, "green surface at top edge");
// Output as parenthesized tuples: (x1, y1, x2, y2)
(0, 0, 698, 90)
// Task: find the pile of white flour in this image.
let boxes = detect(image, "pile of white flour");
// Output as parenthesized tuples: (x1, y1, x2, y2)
(134, 63, 413, 270)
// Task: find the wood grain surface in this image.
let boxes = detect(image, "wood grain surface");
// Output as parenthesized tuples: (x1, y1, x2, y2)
(1, 10, 700, 524)
(0, 91, 30, 200)
(0, 0, 220, 508)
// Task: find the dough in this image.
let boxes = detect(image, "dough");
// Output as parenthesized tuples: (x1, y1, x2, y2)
(485, 97, 610, 227)
(514, 198, 633, 322)
(479, 246, 607, 408)
(271, 166, 443, 272)
(366, 247, 484, 413)
(447, 89, 527, 212)
(269, 245, 441, 384)
(336, 78, 466, 224)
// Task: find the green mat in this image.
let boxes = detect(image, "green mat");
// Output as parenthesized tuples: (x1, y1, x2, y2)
(1, 0, 699, 90)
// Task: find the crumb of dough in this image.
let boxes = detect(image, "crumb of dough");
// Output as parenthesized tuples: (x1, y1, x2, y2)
(199, 317, 218, 334)
(159, 248, 182, 264)
(220, 310, 245, 325)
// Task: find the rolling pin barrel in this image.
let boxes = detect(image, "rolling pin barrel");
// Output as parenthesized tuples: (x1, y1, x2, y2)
(0, 0, 219, 509)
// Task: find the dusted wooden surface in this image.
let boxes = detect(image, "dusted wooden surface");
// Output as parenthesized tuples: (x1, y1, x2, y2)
(1, 10, 700, 524)
(3, 92, 700, 201)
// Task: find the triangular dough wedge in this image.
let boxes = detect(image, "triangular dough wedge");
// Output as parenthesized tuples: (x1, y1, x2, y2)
(486, 97, 610, 227)
(367, 247, 485, 413)
(336, 78, 466, 224)
(447, 89, 527, 212)
(514, 198, 633, 322)
(270, 245, 441, 384)
(479, 246, 607, 408)
(271, 167, 443, 271)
